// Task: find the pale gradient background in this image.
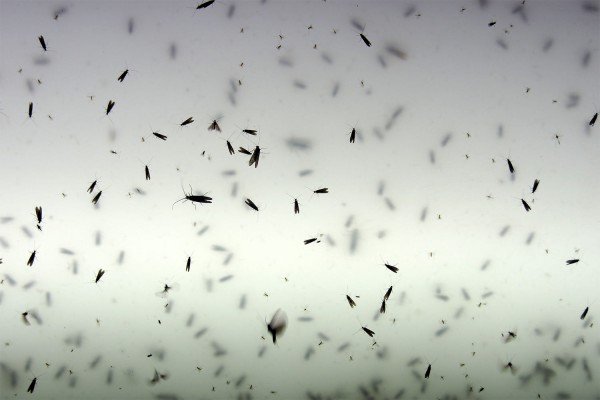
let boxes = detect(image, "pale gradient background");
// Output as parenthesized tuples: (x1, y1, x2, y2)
(0, 0, 599, 399)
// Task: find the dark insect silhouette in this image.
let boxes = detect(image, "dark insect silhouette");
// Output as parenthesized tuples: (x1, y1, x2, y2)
(507, 158, 515, 174)
(27, 377, 37, 393)
(117, 70, 129, 82)
(245, 198, 259, 212)
(580, 306, 589, 320)
(27, 250, 36, 267)
(38, 36, 47, 51)
(590, 112, 597, 126)
(22, 312, 30, 325)
(106, 100, 115, 115)
(384, 263, 398, 273)
(238, 146, 252, 155)
(180, 117, 194, 126)
(380, 300, 386, 314)
(304, 238, 318, 245)
(383, 285, 393, 302)
(294, 198, 300, 214)
(242, 129, 257, 135)
(87, 180, 97, 193)
(35, 207, 42, 224)
(346, 295, 356, 308)
(208, 119, 221, 132)
(425, 364, 432, 379)
(226, 141, 235, 155)
(532, 179, 540, 194)
(196, 0, 215, 10)
(359, 33, 371, 47)
(521, 199, 531, 212)
(153, 132, 167, 140)
(186, 256, 191, 272)
(566, 259, 579, 265)
(145, 165, 151, 180)
(249, 146, 260, 168)
(172, 186, 212, 209)
(92, 191, 102, 205)
(489, 21, 496, 26)
(267, 308, 288, 344)
(313, 188, 328, 194)
(349, 127, 356, 143)
(95, 269, 105, 283)
(28, 102, 33, 118)
(361, 326, 375, 337)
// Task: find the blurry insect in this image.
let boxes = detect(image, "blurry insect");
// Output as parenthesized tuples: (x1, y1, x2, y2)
(554, 133, 561, 144)
(425, 364, 432, 379)
(580, 306, 589, 320)
(38, 36, 47, 51)
(186, 256, 191, 272)
(117, 69, 128, 82)
(503, 361, 517, 374)
(196, 0, 215, 9)
(87, 179, 97, 193)
(245, 198, 259, 212)
(267, 308, 288, 344)
(532, 179, 540, 194)
(22, 312, 30, 325)
(489, 21, 496, 26)
(145, 165, 151, 180)
(180, 117, 194, 126)
(172, 185, 212, 209)
(566, 259, 580, 265)
(92, 191, 102, 205)
(590, 112, 597, 126)
(521, 199, 531, 212)
(106, 100, 115, 115)
(95, 269, 105, 283)
(346, 295, 357, 308)
(27, 250, 36, 267)
(383, 285, 393, 302)
(380, 300, 386, 314)
(153, 132, 167, 141)
(249, 146, 261, 168)
(507, 158, 515, 174)
(208, 119, 221, 132)
(28, 102, 33, 118)
(27, 377, 37, 393)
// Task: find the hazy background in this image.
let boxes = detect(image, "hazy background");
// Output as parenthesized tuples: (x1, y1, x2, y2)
(0, 0, 599, 399)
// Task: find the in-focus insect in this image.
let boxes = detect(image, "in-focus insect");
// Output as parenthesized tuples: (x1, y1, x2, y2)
(267, 308, 288, 344)
(196, 0, 215, 9)
(35, 207, 42, 224)
(117, 69, 128, 82)
(346, 295, 357, 308)
(361, 326, 375, 337)
(226, 141, 235, 155)
(313, 188, 328, 194)
(38, 36, 47, 51)
(383, 285, 393, 302)
(27, 250, 36, 267)
(590, 112, 597, 126)
(249, 146, 260, 168)
(304, 238, 318, 245)
(106, 100, 115, 115)
(238, 146, 251, 155)
(186, 256, 191, 272)
(180, 117, 194, 126)
(145, 165, 150, 180)
(532, 179, 540, 194)
(87, 180, 97, 193)
(521, 199, 531, 212)
(92, 191, 102, 205)
(293, 198, 300, 214)
(580, 306, 589, 320)
(208, 119, 221, 132)
(27, 377, 37, 393)
(380, 300, 386, 314)
(172, 185, 212, 209)
(349, 127, 356, 143)
(425, 364, 432, 379)
(242, 129, 257, 136)
(566, 259, 580, 265)
(359, 32, 371, 47)
(28, 102, 33, 118)
(95, 269, 105, 283)
(153, 132, 167, 140)
(245, 198, 259, 212)
(507, 158, 515, 174)
(384, 263, 398, 273)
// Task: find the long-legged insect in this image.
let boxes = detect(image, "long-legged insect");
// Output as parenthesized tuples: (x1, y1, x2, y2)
(92, 191, 102, 205)
(424, 364, 431, 379)
(507, 158, 515, 174)
(521, 198, 531, 212)
(153, 132, 167, 140)
(87, 180, 97, 193)
(27, 250, 36, 266)
(117, 69, 128, 82)
(197, 0, 215, 9)
(249, 146, 260, 168)
(106, 100, 115, 115)
(245, 198, 259, 211)
(28, 102, 33, 118)
(27, 377, 37, 393)
(95, 269, 105, 283)
(532, 179, 540, 194)
(35, 207, 42, 224)
(186, 256, 191, 272)
(38, 36, 47, 51)
(346, 295, 357, 308)
(180, 117, 194, 126)
(208, 119, 221, 132)
(590, 112, 597, 126)
(172, 185, 212, 209)
(566, 259, 579, 265)
(580, 306, 589, 320)
(267, 308, 288, 344)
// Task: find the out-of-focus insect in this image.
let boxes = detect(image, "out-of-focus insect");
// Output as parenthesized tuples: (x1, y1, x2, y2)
(22, 312, 31, 325)
(208, 119, 221, 132)
(425, 364, 432, 379)
(92, 191, 102, 205)
(383, 285, 393, 302)
(580, 306, 589, 320)
(87, 180, 97, 193)
(566, 259, 580, 265)
(106, 100, 115, 115)
(172, 186, 212, 209)
(27, 377, 37, 393)
(152, 132, 167, 140)
(35, 207, 42, 224)
(346, 295, 357, 308)
(489, 21, 496, 26)
(117, 70, 128, 82)
(249, 146, 261, 168)
(361, 326, 375, 337)
(27, 250, 36, 267)
(196, 0, 215, 9)
(180, 117, 194, 126)
(28, 102, 33, 118)
(95, 269, 105, 283)
(590, 112, 597, 126)
(245, 198, 259, 212)
(145, 165, 151, 180)
(521, 199, 531, 212)
(532, 179, 540, 194)
(267, 308, 288, 344)
(38, 36, 47, 51)
(186, 256, 191, 272)
(507, 158, 515, 174)
(380, 300, 386, 314)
